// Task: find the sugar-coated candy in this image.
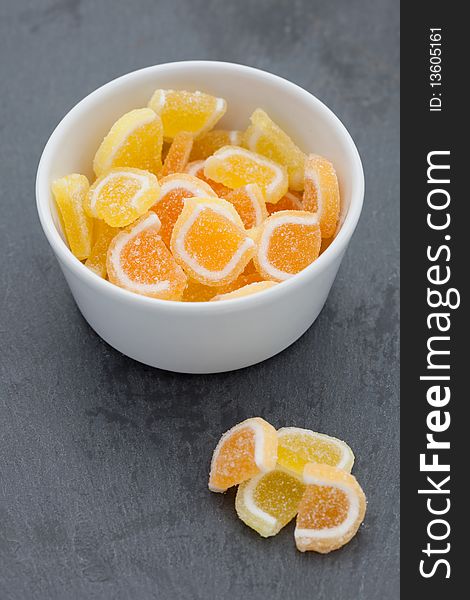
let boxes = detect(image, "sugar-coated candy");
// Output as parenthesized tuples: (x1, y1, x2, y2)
(93, 108, 163, 177)
(86, 167, 161, 227)
(191, 129, 243, 161)
(204, 146, 288, 204)
(252, 210, 321, 281)
(303, 154, 340, 238)
(151, 173, 217, 247)
(85, 220, 119, 278)
(52, 174, 93, 260)
(161, 131, 193, 177)
(209, 417, 278, 492)
(295, 464, 366, 553)
(148, 89, 226, 140)
(243, 108, 306, 191)
(170, 197, 255, 287)
(107, 212, 187, 299)
(277, 427, 355, 477)
(224, 184, 267, 229)
(236, 468, 306, 537)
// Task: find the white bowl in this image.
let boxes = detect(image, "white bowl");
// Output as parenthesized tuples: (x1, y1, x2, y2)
(36, 61, 364, 374)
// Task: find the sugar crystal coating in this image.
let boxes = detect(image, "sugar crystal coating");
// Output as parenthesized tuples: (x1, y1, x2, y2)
(107, 212, 187, 299)
(253, 210, 321, 281)
(171, 197, 255, 287)
(93, 108, 163, 177)
(295, 463, 367, 553)
(243, 108, 306, 191)
(86, 167, 160, 227)
(148, 89, 227, 140)
(204, 146, 288, 204)
(52, 174, 93, 260)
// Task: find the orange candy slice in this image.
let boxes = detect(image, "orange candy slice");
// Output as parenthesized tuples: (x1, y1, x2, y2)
(224, 184, 267, 229)
(209, 417, 278, 492)
(253, 210, 321, 281)
(295, 463, 367, 553)
(211, 281, 277, 301)
(191, 129, 243, 161)
(86, 167, 161, 227)
(151, 173, 217, 247)
(170, 197, 256, 287)
(204, 146, 288, 204)
(303, 154, 340, 239)
(52, 174, 93, 260)
(93, 108, 163, 177)
(148, 89, 226, 140)
(185, 160, 232, 197)
(85, 220, 119, 278)
(243, 108, 306, 191)
(107, 212, 187, 299)
(161, 131, 194, 177)
(267, 190, 303, 215)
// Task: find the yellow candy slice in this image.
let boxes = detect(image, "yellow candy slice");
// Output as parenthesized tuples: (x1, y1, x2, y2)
(148, 89, 226, 140)
(243, 109, 306, 191)
(52, 174, 93, 260)
(277, 427, 355, 476)
(93, 108, 163, 177)
(86, 167, 161, 227)
(204, 146, 288, 204)
(295, 463, 366, 553)
(211, 281, 277, 301)
(191, 129, 243, 161)
(236, 468, 306, 537)
(85, 221, 119, 278)
(208, 417, 278, 492)
(170, 197, 256, 287)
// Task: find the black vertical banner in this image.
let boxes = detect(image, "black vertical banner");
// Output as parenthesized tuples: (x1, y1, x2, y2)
(401, 3, 466, 596)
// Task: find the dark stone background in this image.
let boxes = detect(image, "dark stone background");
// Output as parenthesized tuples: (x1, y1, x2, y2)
(0, 1, 399, 598)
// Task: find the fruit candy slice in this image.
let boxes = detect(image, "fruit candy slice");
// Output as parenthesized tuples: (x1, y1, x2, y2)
(151, 173, 217, 247)
(148, 89, 226, 140)
(107, 212, 187, 299)
(236, 468, 306, 537)
(204, 146, 288, 204)
(209, 417, 278, 492)
(85, 221, 119, 278)
(185, 160, 231, 197)
(211, 281, 278, 301)
(267, 190, 303, 215)
(191, 129, 243, 161)
(93, 108, 163, 177)
(86, 167, 160, 227)
(277, 427, 355, 477)
(161, 131, 194, 177)
(253, 210, 321, 281)
(295, 463, 366, 553)
(182, 268, 263, 303)
(171, 197, 256, 287)
(243, 108, 306, 191)
(52, 174, 93, 260)
(303, 154, 340, 238)
(224, 184, 267, 229)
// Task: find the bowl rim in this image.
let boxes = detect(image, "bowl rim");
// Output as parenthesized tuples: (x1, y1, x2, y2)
(36, 60, 365, 313)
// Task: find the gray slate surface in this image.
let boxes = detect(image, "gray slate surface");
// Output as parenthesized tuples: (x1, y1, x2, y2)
(0, 1, 399, 598)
